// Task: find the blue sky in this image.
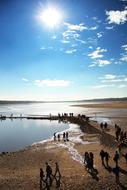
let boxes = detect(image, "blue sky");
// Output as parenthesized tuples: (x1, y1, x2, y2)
(0, 0, 127, 101)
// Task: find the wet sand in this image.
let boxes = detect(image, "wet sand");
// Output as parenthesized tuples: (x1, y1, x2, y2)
(0, 114, 127, 190)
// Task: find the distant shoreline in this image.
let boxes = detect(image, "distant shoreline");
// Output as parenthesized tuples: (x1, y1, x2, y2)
(72, 101, 127, 109)
(0, 97, 127, 104)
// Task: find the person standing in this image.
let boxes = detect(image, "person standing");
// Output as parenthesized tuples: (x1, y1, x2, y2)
(113, 151, 120, 166)
(66, 132, 69, 141)
(100, 150, 105, 165)
(105, 152, 110, 167)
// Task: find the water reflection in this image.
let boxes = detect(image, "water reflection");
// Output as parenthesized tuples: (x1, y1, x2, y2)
(0, 119, 68, 152)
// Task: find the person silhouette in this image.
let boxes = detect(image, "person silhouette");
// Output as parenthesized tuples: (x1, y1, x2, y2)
(54, 162, 61, 178)
(45, 162, 53, 186)
(53, 133, 56, 141)
(63, 132, 66, 141)
(113, 151, 120, 166)
(105, 152, 110, 167)
(66, 132, 69, 141)
(58, 134, 60, 141)
(100, 150, 105, 165)
(40, 168, 47, 190)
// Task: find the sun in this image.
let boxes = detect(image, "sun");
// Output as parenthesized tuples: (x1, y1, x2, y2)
(39, 7, 62, 28)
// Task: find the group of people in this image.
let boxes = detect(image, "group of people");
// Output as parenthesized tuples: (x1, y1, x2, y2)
(84, 152, 94, 173)
(99, 149, 127, 184)
(40, 162, 61, 190)
(115, 124, 127, 144)
(100, 150, 110, 167)
(53, 131, 69, 142)
(100, 122, 108, 130)
(58, 113, 74, 117)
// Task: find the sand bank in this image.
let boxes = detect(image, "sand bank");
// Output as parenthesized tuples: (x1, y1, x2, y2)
(72, 101, 127, 109)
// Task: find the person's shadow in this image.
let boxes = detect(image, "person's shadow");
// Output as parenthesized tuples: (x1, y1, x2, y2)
(103, 163, 112, 173)
(53, 175, 61, 188)
(90, 168, 99, 181)
(118, 182, 127, 190)
(84, 165, 99, 181)
(40, 177, 50, 190)
(119, 167, 127, 175)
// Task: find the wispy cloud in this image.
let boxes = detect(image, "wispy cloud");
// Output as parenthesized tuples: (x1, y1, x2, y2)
(89, 46, 93, 49)
(103, 74, 116, 80)
(105, 26, 114, 30)
(34, 79, 71, 87)
(89, 59, 111, 67)
(92, 84, 115, 89)
(88, 47, 107, 59)
(40, 46, 53, 50)
(100, 74, 127, 83)
(51, 35, 57, 39)
(92, 83, 127, 89)
(118, 84, 126, 88)
(120, 44, 127, 62)
(97, 59, 111, 67)
(64, 22, 88, 31)
(106, 7, 127, 25)
(40, 46, 46, 50)
(61, 40, 70, 44)
(22, 78, 29, 82)
(97, 32, 103, 38)
(89, 26, 98, 30)
(65, 49, 77, 54)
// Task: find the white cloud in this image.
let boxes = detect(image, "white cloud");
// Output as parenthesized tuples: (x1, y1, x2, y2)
(89, 63, 96, 67)
(98, 59, 111, 67)
(104, 74, 116, 80)
(22, 78, 29, 82)
(65, 49, 77, 54)
(40, 46, 46, 50)
(118, 84, 126, 88)
(40, 46, 53, 50)
(88, 47, 107, 59)
(62, 29, 80, 44)
(105, 26, 114, 30)
(121, 56, 127, 62)
(122, 44, 127, 51)
(76, 39, 86, 44)
(71, 44, 78, 47)
(120, 44, 127, 62)
(34, 79, 71, 87)
(61, 40, 70, 44)
(89, 46, 93, 49)
(100, 74, 127, 83)
(106, 8, 127, 25)
(92, 84, 115, 89)
(89, 26, 98, 30)
(64, 22, 87, 31)
(97, 32, 103, 38)
(51, 35, 57, 39)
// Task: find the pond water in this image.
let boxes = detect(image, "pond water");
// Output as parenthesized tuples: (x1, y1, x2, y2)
(0, 119, 69, 152)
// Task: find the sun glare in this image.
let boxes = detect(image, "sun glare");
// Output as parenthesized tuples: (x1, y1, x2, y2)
(39, 7, 62, 28)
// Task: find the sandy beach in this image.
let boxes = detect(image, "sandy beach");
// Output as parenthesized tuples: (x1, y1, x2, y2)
(72, 101, 127, 109)
(0, 102, 127, 190)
